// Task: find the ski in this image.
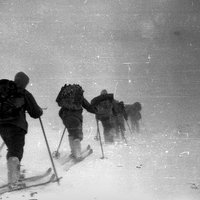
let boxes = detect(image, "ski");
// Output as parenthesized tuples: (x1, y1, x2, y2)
(0, 168, 52, 189)
(64, 147, 93, 171)
(59, 145, 91, 165)
(0, 174, 56, 195)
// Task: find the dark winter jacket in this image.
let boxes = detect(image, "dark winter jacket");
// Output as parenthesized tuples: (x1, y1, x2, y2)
(0, 88, 43, 133)
(114, 101, 128, 121)
(91, 93, 118, 120)
(59, 97, 96, 122)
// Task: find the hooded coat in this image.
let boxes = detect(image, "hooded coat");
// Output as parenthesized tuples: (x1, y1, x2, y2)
(0, 72, 43, 132)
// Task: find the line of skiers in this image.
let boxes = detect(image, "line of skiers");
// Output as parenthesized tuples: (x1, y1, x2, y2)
(0, 71, 142, 189)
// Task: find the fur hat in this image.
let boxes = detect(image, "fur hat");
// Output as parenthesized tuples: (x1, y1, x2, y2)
(14, 72, 29, 89)
(100, 89, 108, 95)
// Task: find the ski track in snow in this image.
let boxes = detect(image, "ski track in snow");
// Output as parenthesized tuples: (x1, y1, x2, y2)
(0, 121, 200, 200)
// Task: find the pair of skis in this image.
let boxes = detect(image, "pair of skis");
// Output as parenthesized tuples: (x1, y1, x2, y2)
(55, 145, 93, 171)
(0, 168, 57, 195)
(0, 145, 93, 195)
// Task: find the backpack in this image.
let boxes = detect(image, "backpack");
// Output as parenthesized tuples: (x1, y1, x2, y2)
(0, 79, 25, 121)
(56, 84, 84, 110)
(96, 100, 113, 119)
(91, 94, 114, 120)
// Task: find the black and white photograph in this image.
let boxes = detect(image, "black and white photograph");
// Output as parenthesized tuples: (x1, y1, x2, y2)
(0, 0, 200, 199)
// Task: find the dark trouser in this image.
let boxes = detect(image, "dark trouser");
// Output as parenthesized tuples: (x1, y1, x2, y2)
(0, 125, 26, 162)
(100, 117, 115, 143)
(62, 116, 83, 141)
(131, 120, 140, 133)
(114, 115, 126, 138)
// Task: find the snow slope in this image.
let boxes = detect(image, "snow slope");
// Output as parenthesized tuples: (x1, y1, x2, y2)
(0, 117, 200, 200)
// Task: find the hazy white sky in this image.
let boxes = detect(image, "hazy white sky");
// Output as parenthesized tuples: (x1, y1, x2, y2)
(0, 0, 200, 128)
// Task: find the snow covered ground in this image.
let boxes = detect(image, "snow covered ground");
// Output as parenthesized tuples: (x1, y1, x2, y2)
(0, 0, 200, 199)
(0, 114, 200, 200)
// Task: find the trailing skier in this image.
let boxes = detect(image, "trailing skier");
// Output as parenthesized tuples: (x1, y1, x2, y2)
(56, 84, 96, 162)
(125, 102, 142, 133)
(91, 89, 118, 143)
(113, 100, 128, 141)
(0, 72, 43, 189)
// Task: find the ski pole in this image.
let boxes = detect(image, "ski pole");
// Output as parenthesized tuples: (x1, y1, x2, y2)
(125, 119, 133, 135)
(39, 117, 60, 184)
(0, 142, 5, 157)
(115, 114, 128, 144)
(0, 142, 5, 152)
(53, 127, 66, 159)
(96, 118, 105, 159)
(120, 126, 128, 144)
(121, 104, 133, 136)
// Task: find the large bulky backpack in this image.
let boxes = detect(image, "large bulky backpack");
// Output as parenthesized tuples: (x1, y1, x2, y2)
(56, 84, 84, 110)
(91, 93, 114, 120)
(0, 79, 25, 121)
(96, 100, 113, 119)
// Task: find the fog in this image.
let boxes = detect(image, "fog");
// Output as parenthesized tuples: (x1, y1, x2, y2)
(0, 0, 199, 138)
(1, 0, 200, 131)
(0, 1, 200, 199)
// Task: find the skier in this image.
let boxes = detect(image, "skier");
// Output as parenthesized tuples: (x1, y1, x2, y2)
(113, 101, 128, 140)
(56, 84, 96, 162)
(125, 102, 142, 133)
(0, 72, 43, 188)
(91, 89, 117, 143)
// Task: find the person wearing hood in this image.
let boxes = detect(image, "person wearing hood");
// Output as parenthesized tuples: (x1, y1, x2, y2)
(57, 84, 96, 162)
(0, 72, 43, 188)
(91, 89, 118, 143)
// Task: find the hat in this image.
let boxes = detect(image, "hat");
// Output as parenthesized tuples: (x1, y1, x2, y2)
(14, 72, 29, 89)
(100, 89, 107, 95)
